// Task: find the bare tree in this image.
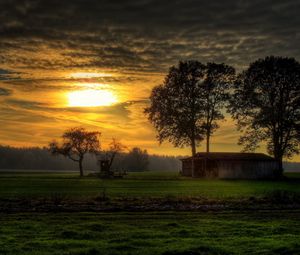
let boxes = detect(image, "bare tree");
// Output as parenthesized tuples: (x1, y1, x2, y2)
(105, 138, 127, 171)
(49, 127, 101, 177)
(229, 56, 300, 177)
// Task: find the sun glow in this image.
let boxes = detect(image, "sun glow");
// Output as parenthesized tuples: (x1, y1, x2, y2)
(68, 72, 113, 78)
(68, 89, 117, 107)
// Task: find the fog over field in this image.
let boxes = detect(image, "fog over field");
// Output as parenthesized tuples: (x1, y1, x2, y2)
(0, 145, 299, 172)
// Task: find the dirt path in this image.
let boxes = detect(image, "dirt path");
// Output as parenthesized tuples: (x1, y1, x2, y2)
(1, 196, 300, 213)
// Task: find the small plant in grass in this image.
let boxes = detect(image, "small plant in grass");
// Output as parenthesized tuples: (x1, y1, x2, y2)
(49, 193, 67, 206)
(264, 190, 300, 204)
(95, 187, 109, 202)
(164, 194, 178, 203)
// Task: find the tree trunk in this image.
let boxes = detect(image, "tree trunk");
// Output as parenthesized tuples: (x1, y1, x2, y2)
(108, 152, 116, 171)
(191, 139, 196, 156)
(273, 148, 283, 179)
(79, 158, 83, 177)
(272, 133, 284, 179)
(276, 156, 284, 179)
(191, 138, 196, 178)
(206, 130, 210, 153)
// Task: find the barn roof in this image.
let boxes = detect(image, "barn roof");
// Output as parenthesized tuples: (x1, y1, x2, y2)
(181, 152, 276, 161)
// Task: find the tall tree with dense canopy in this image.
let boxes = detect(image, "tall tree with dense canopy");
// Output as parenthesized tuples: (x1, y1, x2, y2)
(201, 63, 235, 152)
(229, 56, 300, 177)
(49, 127, 101, 177)
(145, 60, 206, 158)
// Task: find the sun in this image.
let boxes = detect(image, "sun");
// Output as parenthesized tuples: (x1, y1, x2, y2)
(68, 89, 117, 107)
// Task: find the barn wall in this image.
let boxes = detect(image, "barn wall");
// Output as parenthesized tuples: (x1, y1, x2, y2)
(203, 160, 218, 178)
(217, 160, 277, 179)
(194, 160, 205, 177)
(181, 160, 192, 176)
(181, 159, 205, 177)
(182, 158, 278, 179)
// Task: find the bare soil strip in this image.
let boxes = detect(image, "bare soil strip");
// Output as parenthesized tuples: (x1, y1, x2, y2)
(1, 196, 300, 213)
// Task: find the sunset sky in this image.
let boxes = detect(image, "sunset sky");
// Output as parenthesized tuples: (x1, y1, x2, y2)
(0, 0, 300, 160)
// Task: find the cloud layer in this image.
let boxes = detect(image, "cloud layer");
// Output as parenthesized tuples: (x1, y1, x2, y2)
(1, 0, 300, 72)
(0, 0, 300, 159)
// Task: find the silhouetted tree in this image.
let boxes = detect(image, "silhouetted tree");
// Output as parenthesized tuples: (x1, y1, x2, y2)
(200, 63, 235, 152)
(125, 147, 149, 171)
(145, 61, 206, 158)
(49, 127, 101, 176)
(105, 138, 127, 171)
(229, 56, 300, 177)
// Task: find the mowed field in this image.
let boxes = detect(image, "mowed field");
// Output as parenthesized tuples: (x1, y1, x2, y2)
(0, 170, 299, 199)
(1, 211, 300, 255)
(1, 171, 300, 255)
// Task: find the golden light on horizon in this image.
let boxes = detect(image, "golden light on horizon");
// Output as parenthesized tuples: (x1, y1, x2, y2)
(68, 72, 113, 79)
(67, 89, 118, 107)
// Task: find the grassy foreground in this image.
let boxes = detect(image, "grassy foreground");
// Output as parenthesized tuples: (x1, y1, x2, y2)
(1, 211, 300, 255)
(1, 171, 300, 254)
(0, 171, 300, 199)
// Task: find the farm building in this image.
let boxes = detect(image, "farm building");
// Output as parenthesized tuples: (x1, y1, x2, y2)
(181, 152, 279, 179)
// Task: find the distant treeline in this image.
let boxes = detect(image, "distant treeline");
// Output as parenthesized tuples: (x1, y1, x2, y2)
(0, 145, 299, 172)
(0, 145, 182, 172)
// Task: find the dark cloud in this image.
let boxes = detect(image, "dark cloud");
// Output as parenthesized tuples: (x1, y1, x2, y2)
(4, 98, 46, 109)
(0, 87, 12, 96)
(0, 68, 20, 80)
(1, 74, 150, 93)
(0, 0, 300, 73)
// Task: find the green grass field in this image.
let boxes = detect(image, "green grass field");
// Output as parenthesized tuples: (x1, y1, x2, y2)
(0, 171, 300, 199)
(1, 211, 300, 255)
(1, 171, 300, 254)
